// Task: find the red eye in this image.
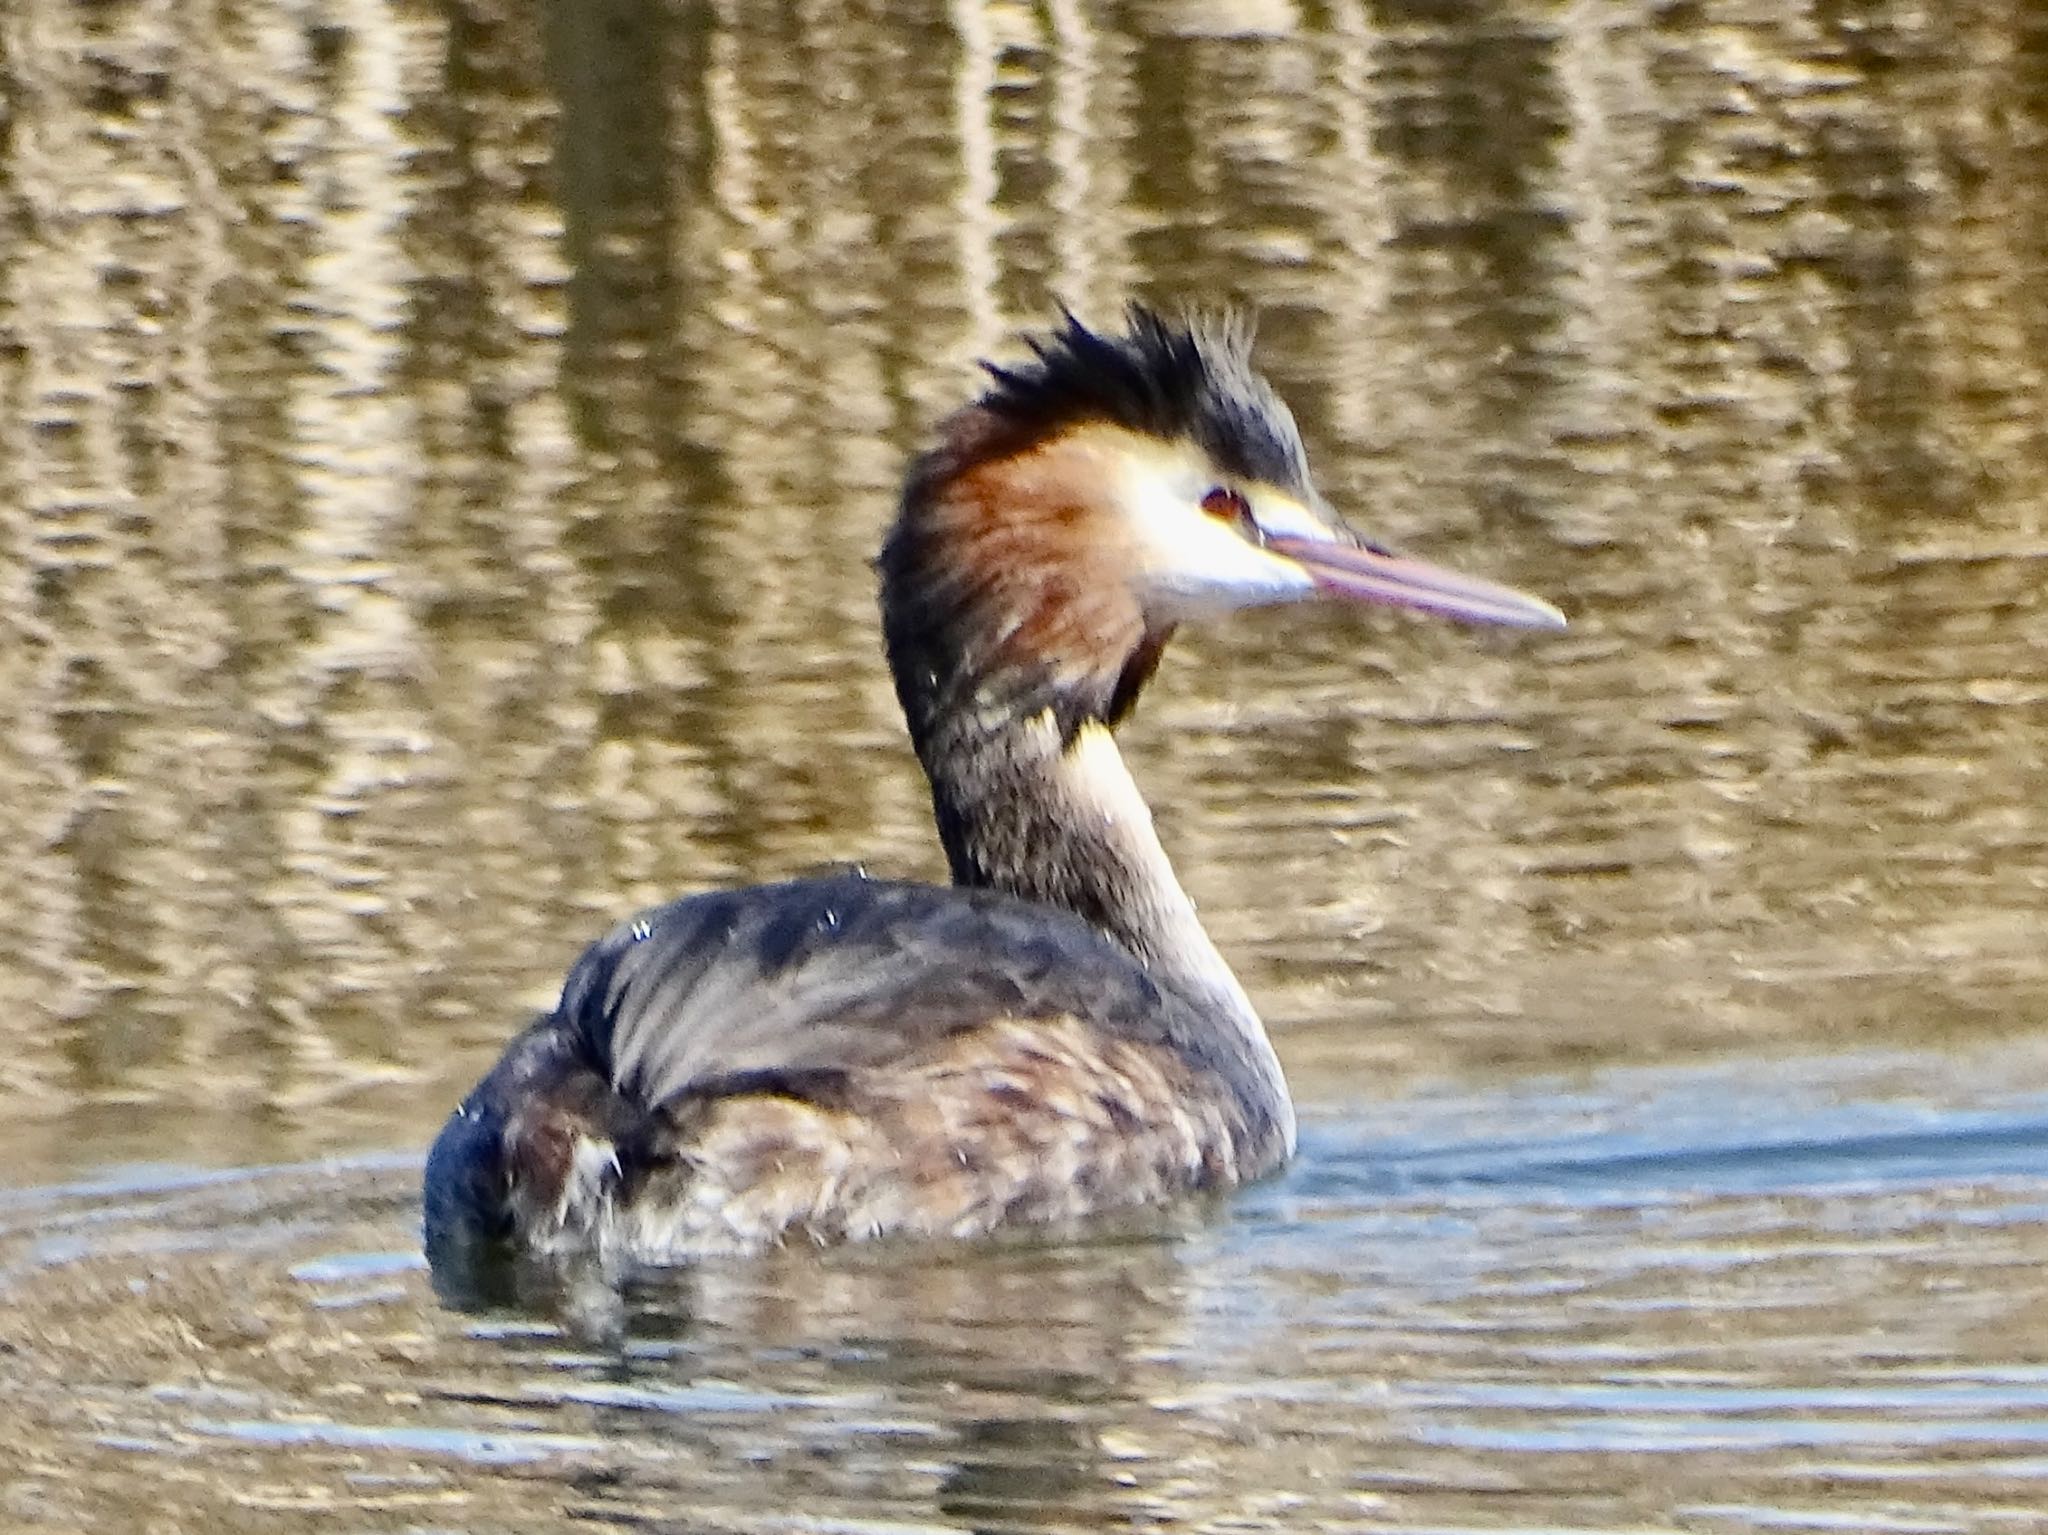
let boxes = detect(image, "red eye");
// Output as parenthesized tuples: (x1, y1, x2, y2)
(1201, 486, 1249, 523)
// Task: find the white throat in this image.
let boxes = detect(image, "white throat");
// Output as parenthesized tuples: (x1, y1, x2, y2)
(1058, 721, 1295, 1150)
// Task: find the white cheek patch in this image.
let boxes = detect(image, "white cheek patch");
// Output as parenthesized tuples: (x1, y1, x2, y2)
(1113, 449, 1316, 620)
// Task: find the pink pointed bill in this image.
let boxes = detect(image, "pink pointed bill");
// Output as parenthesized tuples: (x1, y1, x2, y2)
(1265, 534, 1566, 630)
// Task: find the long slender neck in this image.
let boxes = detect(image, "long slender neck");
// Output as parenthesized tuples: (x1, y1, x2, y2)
(920, 702, 1286, 1111)
(878, 420, 1289, 1130)
(936, 706, 1231, 983)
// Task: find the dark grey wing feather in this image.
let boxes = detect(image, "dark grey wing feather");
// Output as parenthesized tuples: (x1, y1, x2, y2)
(559, 874, 1191, 1113)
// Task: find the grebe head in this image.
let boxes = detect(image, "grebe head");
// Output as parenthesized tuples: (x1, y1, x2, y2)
(881, 306, 1562, 757)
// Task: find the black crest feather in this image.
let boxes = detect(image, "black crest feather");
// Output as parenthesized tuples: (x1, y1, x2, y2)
(977, 304, 1313, 493)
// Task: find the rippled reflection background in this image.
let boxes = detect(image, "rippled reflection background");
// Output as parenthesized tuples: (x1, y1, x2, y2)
(4, 2, 2048, 1532)
(6, 0, 2040, 1174)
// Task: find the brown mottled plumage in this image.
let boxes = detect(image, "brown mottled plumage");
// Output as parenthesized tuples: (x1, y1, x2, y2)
(425, 307, 1562, 1281)
(619, 1018, 1250, 1253)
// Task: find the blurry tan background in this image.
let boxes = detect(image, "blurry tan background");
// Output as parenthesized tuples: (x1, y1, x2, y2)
(6, 7, 2048, 1534)
(0, 0, 2042, 1181)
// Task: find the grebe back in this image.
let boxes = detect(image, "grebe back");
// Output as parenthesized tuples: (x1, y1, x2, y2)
(425, 307, 1562, 1268)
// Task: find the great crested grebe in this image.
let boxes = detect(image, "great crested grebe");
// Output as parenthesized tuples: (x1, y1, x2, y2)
(424, 306, 1562, 1270)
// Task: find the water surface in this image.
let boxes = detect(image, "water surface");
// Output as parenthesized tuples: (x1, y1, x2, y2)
(1, 1, 2044, 1529)
(9, 1046, 2048, 1531)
